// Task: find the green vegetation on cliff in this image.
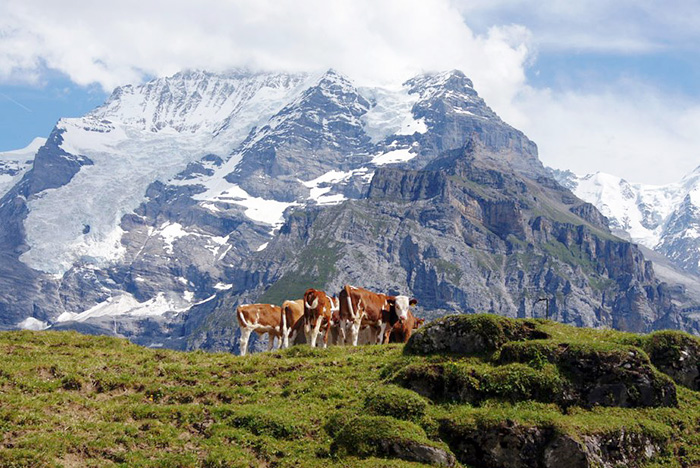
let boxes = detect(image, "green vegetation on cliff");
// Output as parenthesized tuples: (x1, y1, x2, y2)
(1, 316, 699, 467)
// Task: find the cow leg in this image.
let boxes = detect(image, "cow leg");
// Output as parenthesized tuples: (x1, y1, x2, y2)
(310, 315, 324, 347)
(378, 322, 388, 344)
(281, 313, 289, 349)
(239, 327, 252, 356)
(322, 322, 331, 349)
(351, 319, 362, 346)
(303, 318, 313, 344)
(338, 318, 346, 345)
(267, 334, 276, 352)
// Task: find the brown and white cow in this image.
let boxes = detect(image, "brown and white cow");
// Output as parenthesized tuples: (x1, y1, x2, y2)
(384, 309, 424, 343)
(338, 285, 417, 346)
(303, 288, 334, 348)
(281, 299, 304, 349)
(236, 303, 284, 356)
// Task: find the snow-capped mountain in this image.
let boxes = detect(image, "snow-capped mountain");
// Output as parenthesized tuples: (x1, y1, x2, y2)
(554, 167, 700, 276)
(0, 137, 45, 197)
(1, 68, 698, 350)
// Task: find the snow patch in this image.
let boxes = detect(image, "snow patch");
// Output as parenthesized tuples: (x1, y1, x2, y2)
(17, 317, 49, 331)
(372, 148, 416, 166)
(194, 182, 296, 227)
(256, 242, 269, 252)
(56, 292, 189, 323)
(159, 222, 189, 254)
(214, 282, 233, 290)
(0, 137, 46, 156)
(361, 86, 427, 143)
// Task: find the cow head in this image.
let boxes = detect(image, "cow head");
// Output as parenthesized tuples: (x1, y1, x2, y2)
(388, 295, 418, 322)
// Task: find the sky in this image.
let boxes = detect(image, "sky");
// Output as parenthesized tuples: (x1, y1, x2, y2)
(1, 0, 699, 184)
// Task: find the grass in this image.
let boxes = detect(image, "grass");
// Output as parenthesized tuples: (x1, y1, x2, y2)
(0, 319, 699, 467)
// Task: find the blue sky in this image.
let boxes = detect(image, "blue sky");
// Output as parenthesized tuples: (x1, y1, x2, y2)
(1, 0, 699, 184)
(0, 71, 106, 150)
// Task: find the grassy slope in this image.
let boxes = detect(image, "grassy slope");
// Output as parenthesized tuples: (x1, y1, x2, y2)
(0, 320, 699, 468)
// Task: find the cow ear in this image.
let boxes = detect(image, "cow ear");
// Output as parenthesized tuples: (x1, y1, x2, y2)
(386, 296, 396, 305)
(409, 298, 418, 306)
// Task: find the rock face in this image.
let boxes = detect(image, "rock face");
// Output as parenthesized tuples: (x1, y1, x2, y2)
(0, 68, 698, 347)
(439, 420, 665, 468)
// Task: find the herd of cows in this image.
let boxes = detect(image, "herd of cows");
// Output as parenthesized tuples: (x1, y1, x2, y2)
(236, 285, 423, 356)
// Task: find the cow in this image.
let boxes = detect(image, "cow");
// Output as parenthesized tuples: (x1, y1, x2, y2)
(303, 288, 335, 348)
(385, 309, 424, 343)
(236, 303, 284, 356)
(339, 285, 418, 346)
(281, 299, 304, 349)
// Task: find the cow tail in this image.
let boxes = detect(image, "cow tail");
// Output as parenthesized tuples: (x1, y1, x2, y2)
(282, 305, 287, 333)
(343, 285, 355, 320)
(236, 307, 249, 328)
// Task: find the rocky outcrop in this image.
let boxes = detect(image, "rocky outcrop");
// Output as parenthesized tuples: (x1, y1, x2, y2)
(439, 419, 666, 468)
(636, 330, 700, 390)
(399, 314, 677, 409)
(329, 415, 456, 466)
(404, 314, 547, 356)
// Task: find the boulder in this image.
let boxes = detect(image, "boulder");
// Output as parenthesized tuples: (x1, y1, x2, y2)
(329, 415, 456, 466)
(439, 419, 666, 468)
(404, 314, 548, 356)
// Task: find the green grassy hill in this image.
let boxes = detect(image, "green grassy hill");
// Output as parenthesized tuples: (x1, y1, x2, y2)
(1, 317, 699, 467)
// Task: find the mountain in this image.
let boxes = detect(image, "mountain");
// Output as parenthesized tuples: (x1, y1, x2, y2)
(1, 68, 698, 350)
(553, 168, 700, 277)
(0, 137, 45, 197)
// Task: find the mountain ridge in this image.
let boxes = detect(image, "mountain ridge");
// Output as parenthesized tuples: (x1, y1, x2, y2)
(553, 167, 700, 277)
(0, 68, 698, 349)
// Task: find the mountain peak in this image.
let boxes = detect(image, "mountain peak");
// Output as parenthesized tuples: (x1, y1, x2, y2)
(405, 69, 475, 94)
(314, 68, 355, 91)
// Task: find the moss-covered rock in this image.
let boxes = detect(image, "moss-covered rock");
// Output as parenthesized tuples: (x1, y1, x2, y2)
(364, 385, 428, 422)
(480, 363, 564, 403)
(497, 340, 561, 367)
(556, 344, 677, 408)
(395, 361, 565, 405)
(405, 314, 548, 356)
(634, 330, 700, 391)
(330, 415, 456, 466)
(439, 418, 667, 468)
(397, 342, 676, 408)
(394, 362, 481, 403)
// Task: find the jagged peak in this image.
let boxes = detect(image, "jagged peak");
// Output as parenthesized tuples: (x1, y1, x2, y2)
(404, 69, 475, 94)
(311, 68, 357, 93)
(103, 69, 306, 103)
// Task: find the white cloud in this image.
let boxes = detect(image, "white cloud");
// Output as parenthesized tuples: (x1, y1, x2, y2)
(455, 0, 700, 54)
(0, 0, 530, 99)
(507, 83, 700, 184)
(1, 0, 699, 185)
